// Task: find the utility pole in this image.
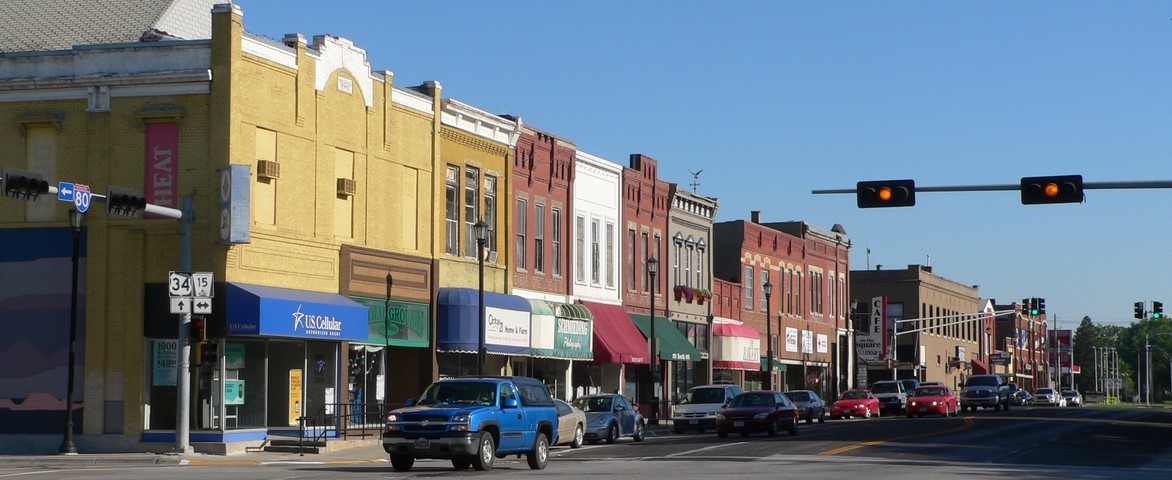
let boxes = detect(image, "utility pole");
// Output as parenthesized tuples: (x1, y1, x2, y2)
(175, 195, 194, 453)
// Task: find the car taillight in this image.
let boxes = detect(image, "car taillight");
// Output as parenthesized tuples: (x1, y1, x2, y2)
(793, 409, 799, 418)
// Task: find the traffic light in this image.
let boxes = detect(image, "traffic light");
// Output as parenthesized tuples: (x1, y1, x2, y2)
(1028, 298, 1040, 316)
(2, 168, 50, 200)
(106, 185, 147, 216)
(188, 317, 206, 343)
(1037, 298, 1046, 315)
(1154, 301, 1164, 320)
(857, 179, 915, 208)
(1134, 302, 1145, 320)
(1020, 175, 1083, 205)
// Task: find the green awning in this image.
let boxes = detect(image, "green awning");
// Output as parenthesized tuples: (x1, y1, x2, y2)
(760, 357, 787, 372)
(530, 300, 594, 360)
(350, 296, 430, 348)
(556, 303, 592, 321)
(628, 314, 702, 362)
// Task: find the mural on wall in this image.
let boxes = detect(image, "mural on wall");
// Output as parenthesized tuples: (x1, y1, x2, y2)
(0, 227, 86, 433)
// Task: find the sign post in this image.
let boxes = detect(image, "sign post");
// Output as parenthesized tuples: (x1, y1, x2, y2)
(168, 271, 213, 453)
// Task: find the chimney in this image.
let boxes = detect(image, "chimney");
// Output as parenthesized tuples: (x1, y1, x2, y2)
(750, 210, 761, 223)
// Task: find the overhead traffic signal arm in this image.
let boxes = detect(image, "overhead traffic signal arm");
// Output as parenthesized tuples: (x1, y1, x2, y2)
(857, 179, 916, 208)
(2, 168, 51, 200)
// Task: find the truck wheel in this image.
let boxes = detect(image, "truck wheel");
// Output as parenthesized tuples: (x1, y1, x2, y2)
(390, 455, 414, 472)
(526, 433, 549, 470)
(451, 457, 472, 470)
(605, 423, 619, 444)
(633, 421, 645, 442)
(472, 432, 495, 471)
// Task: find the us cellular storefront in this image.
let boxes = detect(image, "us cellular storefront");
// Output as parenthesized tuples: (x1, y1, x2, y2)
(143, 282, 367, 450)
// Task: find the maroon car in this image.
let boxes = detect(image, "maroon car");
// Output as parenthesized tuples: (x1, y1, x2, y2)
(715, 390, 798, 438)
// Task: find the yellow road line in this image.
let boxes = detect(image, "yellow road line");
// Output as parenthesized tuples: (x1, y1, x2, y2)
(818, 416, 975, 456)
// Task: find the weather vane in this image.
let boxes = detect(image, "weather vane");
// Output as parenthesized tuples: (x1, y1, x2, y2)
(689, 169, 702, 193)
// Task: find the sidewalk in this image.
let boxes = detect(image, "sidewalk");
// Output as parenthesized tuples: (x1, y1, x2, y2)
(0, 424, 677, 468)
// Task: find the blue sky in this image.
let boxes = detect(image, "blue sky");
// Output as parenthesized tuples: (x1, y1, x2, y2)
(237, 1, 1172, 326)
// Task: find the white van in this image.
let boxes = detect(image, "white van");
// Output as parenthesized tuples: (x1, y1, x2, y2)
(671, 384, 743, 434)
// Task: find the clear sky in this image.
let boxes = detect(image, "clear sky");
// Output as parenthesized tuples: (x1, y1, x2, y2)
(237, 0, 1172, 327)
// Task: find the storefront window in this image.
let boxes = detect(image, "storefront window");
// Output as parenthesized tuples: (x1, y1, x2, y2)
(225, 340, 266, 429)
(348, 345, 385, 428)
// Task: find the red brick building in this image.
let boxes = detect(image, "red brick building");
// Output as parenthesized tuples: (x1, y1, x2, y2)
(713, 212, 852, 399)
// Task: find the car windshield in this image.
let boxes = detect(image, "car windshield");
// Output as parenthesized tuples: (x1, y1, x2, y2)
(573, 396, 612, 412)
(682, 387, 727, 404)
(1061, 390, 1078, 396)
(784, 391, 811, 402)
(871, 383, 899, 394)
(840, 391, 867, 400)
(730, 393, 775, 408)
(417, 382, 497, 406)
(1037, 388, 1053, 394)
(965, 376, 1001, 387)
(915, 387, 945, 397)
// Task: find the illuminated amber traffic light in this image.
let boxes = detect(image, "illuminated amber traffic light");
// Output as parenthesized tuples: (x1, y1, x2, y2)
(1021, 175, 1083, 205)
(857, 180, 916, 208)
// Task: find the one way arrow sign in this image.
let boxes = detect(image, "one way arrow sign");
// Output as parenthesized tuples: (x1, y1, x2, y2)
(193, 297, 213, 314)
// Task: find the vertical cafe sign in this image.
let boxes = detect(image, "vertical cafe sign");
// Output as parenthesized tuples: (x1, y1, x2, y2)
(144, 122, 178, 219)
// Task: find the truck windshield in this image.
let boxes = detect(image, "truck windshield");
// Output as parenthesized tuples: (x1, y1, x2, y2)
(871, 383, 899, 394)
(965, 376, 1000, 387)
(417, 382, 497, 406)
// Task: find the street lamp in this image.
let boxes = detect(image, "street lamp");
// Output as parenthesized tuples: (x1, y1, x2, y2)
(646, 257, 659, 424)
(763, 280, 773, 391)
(475, 220, 489, 376)
(59, 208, 84, 455)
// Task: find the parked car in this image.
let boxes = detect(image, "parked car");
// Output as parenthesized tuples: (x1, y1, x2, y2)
(1010, 390, 1034, 406)
(870, 380, 907, 415)
(554, 399, 586, 448)
(960, 374, 1010, 412)
(1061, 389, 1084, 407)
(1034, 387, 1066, 407)
(830, 389, 881, 419)
(672, 384, 743, 434)
(715, 390, 798, 438)
(782, 390, 826, 424)
(907, 385, 959, 418)
(572, 394, 646, 444)
(383, 376, 558, 472)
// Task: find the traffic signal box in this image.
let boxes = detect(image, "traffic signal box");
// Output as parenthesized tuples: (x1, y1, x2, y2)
(857, 179, 916, 208)
(1154, 302, 1164, 320)
(1020, 175, 1083, 205)
(106, 185, 147, 216)
(2, 168, 50, 200)
(188, 317, 207, 343)
(1134, 302, 1145, 320)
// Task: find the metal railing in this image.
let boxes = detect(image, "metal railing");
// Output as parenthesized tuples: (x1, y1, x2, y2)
(297, 402, 406, 454)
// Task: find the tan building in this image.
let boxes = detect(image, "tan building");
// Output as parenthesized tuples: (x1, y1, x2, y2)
(1, 2, 440, 453)
(851, 264, 984, 390)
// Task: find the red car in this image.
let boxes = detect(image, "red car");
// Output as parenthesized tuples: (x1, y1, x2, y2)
(715, 391, 799, 438)
(907, 385, 959, 418)
(830, 389, 881, 419)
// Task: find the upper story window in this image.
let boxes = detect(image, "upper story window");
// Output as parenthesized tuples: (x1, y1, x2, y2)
(534, 203, 545, 273)
(591, 218, 601, 285)
(515, 198, 527, 269)
(744, 266, 754, 310)
(605, 222, 615, 287)
(463, 167, 480, 258)
(552, 208, 562, 276)
(576, 215, 587, 283)
(445, 166, 459, 255)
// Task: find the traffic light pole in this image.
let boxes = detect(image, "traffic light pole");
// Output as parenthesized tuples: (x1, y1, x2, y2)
(175, 196, 194, 453)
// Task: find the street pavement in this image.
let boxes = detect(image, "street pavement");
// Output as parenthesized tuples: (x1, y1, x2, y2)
(0, 424, 677, 468)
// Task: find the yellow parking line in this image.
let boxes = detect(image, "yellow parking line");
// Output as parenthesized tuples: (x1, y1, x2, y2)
(818, 416, 975, 456)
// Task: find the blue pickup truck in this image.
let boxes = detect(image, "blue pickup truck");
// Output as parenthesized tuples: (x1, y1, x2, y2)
(383, 376, 559, 472)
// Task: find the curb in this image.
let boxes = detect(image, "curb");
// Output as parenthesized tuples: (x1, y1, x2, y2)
(0, 455, 184, 467)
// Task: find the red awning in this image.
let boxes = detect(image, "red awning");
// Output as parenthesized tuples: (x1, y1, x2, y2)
(579, 301, 649, 365)
(971, 359, 988, 375)
(712, 323, 760, 339)
(712, 323, 761, 370)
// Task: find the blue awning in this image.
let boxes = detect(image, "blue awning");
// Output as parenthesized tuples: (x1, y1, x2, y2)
(437, 288, 532, 356)
(226, 283, 368, 341)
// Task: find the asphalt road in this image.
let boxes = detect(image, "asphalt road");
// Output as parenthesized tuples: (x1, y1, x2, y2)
(2, 406, 1169, 479)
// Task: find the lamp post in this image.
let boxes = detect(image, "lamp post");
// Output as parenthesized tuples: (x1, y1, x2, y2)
(59, 208, 84, 455)
(474, 220, 489, 376)
(384, 273, 392, 406)
(763, 280, 773, 391)
(646, 257, 659, 424)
